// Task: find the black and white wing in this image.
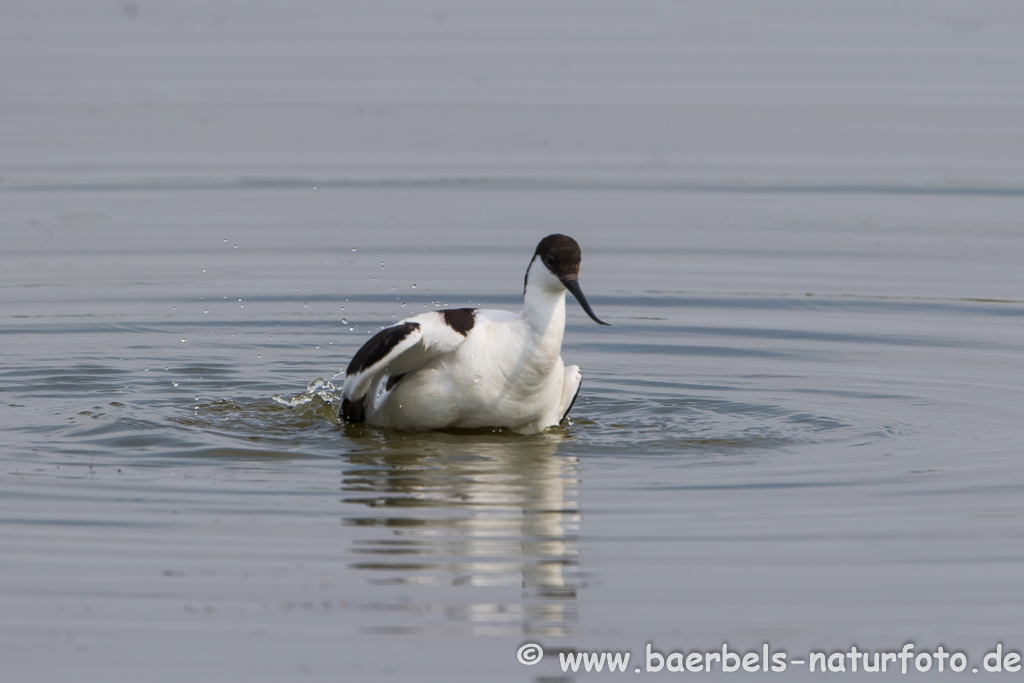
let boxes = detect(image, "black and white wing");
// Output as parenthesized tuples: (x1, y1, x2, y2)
(339, 309, 476, 423)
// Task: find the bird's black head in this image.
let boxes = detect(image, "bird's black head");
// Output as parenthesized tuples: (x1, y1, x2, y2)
(527, 234, 609, 326)
(534, 234, 583, 281)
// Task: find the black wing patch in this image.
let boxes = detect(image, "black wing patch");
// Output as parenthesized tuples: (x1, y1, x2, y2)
(340, 396, 366, 423)
(440, 308, 476, 336)
(346, 322, 421, 376)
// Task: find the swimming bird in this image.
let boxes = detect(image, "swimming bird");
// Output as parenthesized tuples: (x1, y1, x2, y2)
(339, 234, 608, 433)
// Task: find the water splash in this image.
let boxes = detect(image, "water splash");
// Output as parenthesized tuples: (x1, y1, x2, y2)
(272, 377, 341, 407)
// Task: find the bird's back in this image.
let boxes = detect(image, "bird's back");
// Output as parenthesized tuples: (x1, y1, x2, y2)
(367, 308, 568, 432)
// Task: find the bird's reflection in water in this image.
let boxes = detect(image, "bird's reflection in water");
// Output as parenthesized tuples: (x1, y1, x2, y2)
(341, 427, 580, 636)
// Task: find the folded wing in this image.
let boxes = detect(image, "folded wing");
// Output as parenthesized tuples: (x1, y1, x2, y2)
(340, 313, 469, 423)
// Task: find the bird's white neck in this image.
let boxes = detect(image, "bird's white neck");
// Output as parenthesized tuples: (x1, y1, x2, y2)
(522, 259, 567, 345)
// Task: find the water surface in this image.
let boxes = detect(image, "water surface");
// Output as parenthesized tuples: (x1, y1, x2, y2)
(3, 1, 1024, 681)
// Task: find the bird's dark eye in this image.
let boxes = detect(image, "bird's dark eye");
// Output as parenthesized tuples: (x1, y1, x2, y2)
(544, 255, 556, 267)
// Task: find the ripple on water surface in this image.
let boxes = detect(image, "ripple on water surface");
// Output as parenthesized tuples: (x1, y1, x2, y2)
(6, 292, 965, 467)
(4, 290, 1019, 642)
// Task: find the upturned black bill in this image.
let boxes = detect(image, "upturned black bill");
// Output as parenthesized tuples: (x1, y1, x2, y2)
(562, 278, 610, 326)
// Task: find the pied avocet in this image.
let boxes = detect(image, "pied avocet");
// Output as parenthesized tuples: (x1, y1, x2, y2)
(339, 234, 608, 433)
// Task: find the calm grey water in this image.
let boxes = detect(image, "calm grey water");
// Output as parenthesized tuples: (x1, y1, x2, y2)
(3, 1, 1024, 681)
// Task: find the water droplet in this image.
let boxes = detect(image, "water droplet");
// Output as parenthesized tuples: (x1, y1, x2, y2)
(351, 247, 357, 252)
(304, 302, 308, 308)
(233, 244, 238, 249)
(181, 338, 186, 343)
(411, 283, 417, 289)
(256, 354, 261, 359)
(223, 238, 228, 242)
(341, 318, 348, 324)
(172, 381, 179, 387)
(380, 261, 385, 269)
(315, 344, 320, 349)
(401, 302, 407, 307)
(144, 367, 150, 372)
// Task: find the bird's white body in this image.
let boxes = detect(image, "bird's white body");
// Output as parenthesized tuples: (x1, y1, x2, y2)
(339, 234, 605, 433)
